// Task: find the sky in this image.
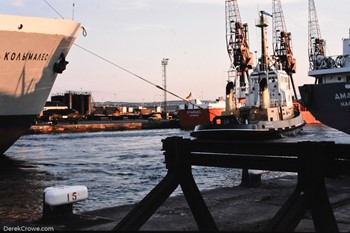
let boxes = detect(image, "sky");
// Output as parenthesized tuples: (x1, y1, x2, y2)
(1, 0, 349, 102)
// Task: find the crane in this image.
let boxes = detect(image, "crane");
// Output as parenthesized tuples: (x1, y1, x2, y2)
(272, 0, 297, 98)
(225, 0, 253, 74)
(308, 0, 326, 72)
(225, 0, 253, 110)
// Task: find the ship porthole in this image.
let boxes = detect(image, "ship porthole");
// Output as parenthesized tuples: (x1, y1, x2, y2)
(18, 24, 23, 30)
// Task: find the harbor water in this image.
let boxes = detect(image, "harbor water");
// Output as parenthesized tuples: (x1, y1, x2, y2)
(1, 125, 350, 225)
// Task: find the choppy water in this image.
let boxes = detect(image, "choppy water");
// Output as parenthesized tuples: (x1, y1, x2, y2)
(1, 125, 349, 225)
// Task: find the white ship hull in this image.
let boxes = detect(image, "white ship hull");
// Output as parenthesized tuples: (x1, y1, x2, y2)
(0, 14, 81, 154)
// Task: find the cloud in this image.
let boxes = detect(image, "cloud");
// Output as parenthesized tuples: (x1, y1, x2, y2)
(11, 0, 25, 7)
(179, 0, 223, 5)
(125, 23, 166, 32)
(178, 0, 303, 7)
(110, 1, 150, 10)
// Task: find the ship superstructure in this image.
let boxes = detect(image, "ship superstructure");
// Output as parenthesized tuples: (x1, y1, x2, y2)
(299, 0, 350, 135)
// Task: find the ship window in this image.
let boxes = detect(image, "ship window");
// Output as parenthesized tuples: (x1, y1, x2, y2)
(347, 75, 350, 82)
(338, 76, 342, 81)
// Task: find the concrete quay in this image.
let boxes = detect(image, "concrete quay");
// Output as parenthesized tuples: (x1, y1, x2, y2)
(28, 119, 180, 134)
(26, 175, 350, 232)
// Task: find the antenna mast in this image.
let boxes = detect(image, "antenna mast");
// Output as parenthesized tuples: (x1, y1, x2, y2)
(256, 11, 272, 71)
(72, 3, 75, 20)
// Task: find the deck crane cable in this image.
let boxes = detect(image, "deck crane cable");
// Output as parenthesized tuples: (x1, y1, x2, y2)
(74, 45, 215, 114)
(72, 44, 204, 111)
(43, 0, 65, 19)
(42, 0, 213, 114)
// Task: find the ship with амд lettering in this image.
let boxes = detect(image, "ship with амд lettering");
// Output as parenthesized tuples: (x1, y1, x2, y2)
(0, 14, 81, 154)
(299, 35, 350, 135)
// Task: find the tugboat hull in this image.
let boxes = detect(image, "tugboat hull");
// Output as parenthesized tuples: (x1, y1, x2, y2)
(191, 115, 305, 140)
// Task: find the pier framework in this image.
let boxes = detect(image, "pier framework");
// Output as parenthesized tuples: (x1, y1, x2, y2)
(113, 137, 350, 232)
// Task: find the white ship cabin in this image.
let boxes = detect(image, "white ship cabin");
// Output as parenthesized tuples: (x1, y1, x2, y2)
(245, 69, 295, 121)
(246, 69, 293, 109)
(267, 70, 293, 108)
(178, 99, 208, 110)
(178, 98, 225, 110)
(309, 38, 350, 83)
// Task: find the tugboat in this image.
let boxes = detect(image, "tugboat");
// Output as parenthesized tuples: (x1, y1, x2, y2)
(191, 10, 305, 140)
(299, 0, 350, 135)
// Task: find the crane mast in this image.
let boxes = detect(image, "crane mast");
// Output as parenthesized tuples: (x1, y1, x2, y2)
(272, 0, 296, 76)
(225, 0, 253, 77)
(272, 0, 297, 98)
(308, 0, 325, 72)
(225, 0, 253, 111)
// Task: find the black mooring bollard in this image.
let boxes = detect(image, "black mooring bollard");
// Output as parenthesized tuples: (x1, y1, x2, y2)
(240, 168, 262, 188)
(42, 185, 88, 222)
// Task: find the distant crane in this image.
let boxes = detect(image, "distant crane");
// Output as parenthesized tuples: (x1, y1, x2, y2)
(272, 0, 297, 98)
(225, 0, 253, 109)
(308, 0, 326, 73)
(225, 0, 253, 75)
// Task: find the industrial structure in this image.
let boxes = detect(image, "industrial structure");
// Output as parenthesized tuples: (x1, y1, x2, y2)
(161, 58, 169, 115)
(51, 91, 92, 115)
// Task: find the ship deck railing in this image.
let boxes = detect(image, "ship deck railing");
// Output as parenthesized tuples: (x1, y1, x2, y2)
(310, 54, 350, 71)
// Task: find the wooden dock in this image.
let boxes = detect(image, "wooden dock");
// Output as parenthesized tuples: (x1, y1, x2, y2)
(114, 137, 350, 232)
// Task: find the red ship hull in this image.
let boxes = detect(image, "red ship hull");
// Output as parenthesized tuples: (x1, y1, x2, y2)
(178, 108, 224, 130)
